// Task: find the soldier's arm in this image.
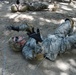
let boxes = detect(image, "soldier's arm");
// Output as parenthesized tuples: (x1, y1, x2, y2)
(6, 24, 32, 32)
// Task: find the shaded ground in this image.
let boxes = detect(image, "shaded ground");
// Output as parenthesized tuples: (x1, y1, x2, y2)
(0, 1, 76, 75)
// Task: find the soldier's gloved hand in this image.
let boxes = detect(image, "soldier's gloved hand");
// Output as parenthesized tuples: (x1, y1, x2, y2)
(27, 27, 43, 43)
(6, 25, 19, 32)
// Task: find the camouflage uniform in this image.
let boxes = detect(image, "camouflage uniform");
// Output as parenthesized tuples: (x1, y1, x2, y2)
(21, 19, 75, 61)
(26, 1, 48, 11)
(8, 19, 76, 61)
(11, 1, 48, 12)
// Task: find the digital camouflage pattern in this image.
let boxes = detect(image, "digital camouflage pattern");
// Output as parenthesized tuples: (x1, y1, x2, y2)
(8, 18, 76, 61)
(6, 24, 32, 32)
(11, 1, 48, 12)
(21, 19, 75, 61)
(26, 1, 48, 11)
(41, 19, 74, 61)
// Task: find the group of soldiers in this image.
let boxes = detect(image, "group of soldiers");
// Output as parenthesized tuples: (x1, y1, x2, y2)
(8, 0, 76, 61)
(11, 0, 74, 12)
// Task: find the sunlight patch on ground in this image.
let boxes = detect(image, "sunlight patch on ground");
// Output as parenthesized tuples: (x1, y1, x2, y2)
(28, 64, 35, 70)
(3, 1, 9, 4)
(0, 1, 9, 10)
(59, 3, 68, 6)
(56, 9, 67, 14)
(69, 2, 76, 8)
(39, 17, 64, 25)
(73, 27, 76, 32)
(60, 72, 68, 75)
(73, 18, 76, 21)
(68, 59, 76, 73)
(51, 19, 64, 24)
(68, 59, 76, 67)
(18, 14, 34, 20)
(43, 61, 48, 67)
(31, 12, 37, 15)
(39, 19, 64, 26)
(39, 17, 51, 23)
(5, 13, 19, 19)
(44, 70, 55, 75)
(39, 21, 45, 26)
(56, 60, 70, 71)
(0, 4, 2, 8)
(39, 18, 44, 21)
(3, 31, 11, 36)
(45, 19, 51, 23)
(11, 73, 15, 75)
(5, 13, 34, 22)
(61, 5, 72, 11)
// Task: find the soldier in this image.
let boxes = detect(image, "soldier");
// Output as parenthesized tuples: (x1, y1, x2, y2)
(7, 18, 76, 61)
(11, 0, 49, 12)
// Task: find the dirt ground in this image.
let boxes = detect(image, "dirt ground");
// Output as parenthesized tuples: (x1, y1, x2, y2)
(0, 1, 76, 75)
